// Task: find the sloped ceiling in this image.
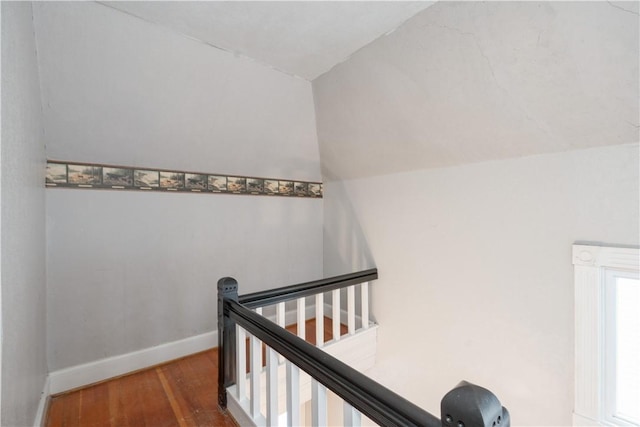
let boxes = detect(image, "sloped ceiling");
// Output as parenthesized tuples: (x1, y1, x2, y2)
(98, 1, 638, 180)
(101, 1, 435, 80)
(313, 1, 640, 180)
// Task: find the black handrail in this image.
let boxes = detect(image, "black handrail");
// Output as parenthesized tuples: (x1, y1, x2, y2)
(238, 268, 378, 309)
(217, 270, 510, 427)
(225, 297, 440, 427)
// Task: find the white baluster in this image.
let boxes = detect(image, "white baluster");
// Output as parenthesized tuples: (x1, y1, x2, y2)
(276, 301, 286, 363)
(286, 361, 300, 426)
(361, 282, 369, 330)
(344, 402, 362, 426)
(266, 347, 278, 426)
(236, 325, 246, 401)
(315, 293, 324, 347)
(297, 297, 306, 340)
(311, 379, 327, 427)
(250, 335, 261, 418)
(347, 285, 356, 335)
(332, 289, 341, 342)
(276, 302, 285, 327)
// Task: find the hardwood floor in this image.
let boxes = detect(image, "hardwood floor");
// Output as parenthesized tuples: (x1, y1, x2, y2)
(46, 349, 236, 427)
(46, 317, 346, 426)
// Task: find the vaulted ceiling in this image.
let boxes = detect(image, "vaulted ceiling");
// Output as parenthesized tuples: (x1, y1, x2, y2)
(93, 1, 639, 179)
(101, 1, 435, 80)
(312, 1, 640, 179)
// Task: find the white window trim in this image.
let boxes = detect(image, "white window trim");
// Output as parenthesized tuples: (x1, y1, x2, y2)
(573, 244, 640, 426)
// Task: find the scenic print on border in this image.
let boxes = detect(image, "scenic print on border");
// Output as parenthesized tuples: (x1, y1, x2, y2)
(294, 182, 308, 196)
(185, 173, 207, 190)
(247, 178, 264, 194)
(264, 180, 279, 194)
(46, 163, 67, 184)
(308, 183, 321, 197)
(103, 168, 133, 187)
(134, 170, 159, 188)
(45, 161, 322, 198)
(208, 175, 227, 192)
(227, 177, 246, 193)
(68, 164, 102, 185)
(160, 171, 185, 189)
(279, 181, 293, 195)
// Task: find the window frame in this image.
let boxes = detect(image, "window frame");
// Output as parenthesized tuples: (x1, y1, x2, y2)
(573, 244, 639, 426)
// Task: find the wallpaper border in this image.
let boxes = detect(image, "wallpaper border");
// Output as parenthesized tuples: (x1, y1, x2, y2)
(46, 160, 322, 198)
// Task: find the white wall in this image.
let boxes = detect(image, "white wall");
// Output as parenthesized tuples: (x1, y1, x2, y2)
(35, 2, 323, 372)
(47, 190, 322, 370)
(33, 2, 320, 180)
(315, 2, 639, 424)
(322, 144, 639, 426)
(1, 2, 48, 425)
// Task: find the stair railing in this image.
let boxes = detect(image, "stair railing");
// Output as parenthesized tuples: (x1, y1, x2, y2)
(218, 269, 510, 427)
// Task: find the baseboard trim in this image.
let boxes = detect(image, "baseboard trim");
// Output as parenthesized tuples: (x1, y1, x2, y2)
(33, 375, 50, 427)
(227, 393, 262, 427)
(573, 412, 605, 426)
(48, 330, 218, 395)
(45, 299, 365, 397)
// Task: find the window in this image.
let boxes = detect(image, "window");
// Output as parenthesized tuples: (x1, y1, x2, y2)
(573, 245, 640, 427)
(604, 270, 640, 426)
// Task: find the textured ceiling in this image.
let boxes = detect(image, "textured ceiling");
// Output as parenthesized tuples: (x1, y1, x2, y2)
(101, 1, 435, 80)
(313, 1, 640, 179)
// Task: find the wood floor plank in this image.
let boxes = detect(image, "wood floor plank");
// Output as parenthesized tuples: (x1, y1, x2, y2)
(116, 372, 147, 426)
(106, 381, 123, 426)
(140, 369, 179, 427)
(63, 391, 82, 427)
(156, 366, 190, 427)
(177, 354, 224, 426)
(158, 356, 203, 426)
(45, 393, 68, 427)
(79, 382, 110, 427)
(45, 395, 63, 427)
(45, 317, 341, 426)
(205, 348, 225, 386)
(179, 353, 219, 424)
(203, 349, 237, 427)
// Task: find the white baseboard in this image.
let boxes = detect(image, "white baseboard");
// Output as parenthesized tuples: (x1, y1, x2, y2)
(45, 299, 367, 397)
(33, 375, 50, 427)
(227, 393, 263, 427)
(573, 413, 605, 426)
(48, 330, 218, 395)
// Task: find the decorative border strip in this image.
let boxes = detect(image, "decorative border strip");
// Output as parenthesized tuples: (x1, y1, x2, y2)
(46, 161, 322, 198)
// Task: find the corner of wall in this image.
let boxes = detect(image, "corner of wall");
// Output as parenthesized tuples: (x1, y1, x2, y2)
(1, 1, 48, 425)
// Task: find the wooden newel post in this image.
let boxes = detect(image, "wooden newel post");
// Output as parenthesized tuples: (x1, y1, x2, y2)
(217, 277, 238, 410)
(441, 381, 510, 427)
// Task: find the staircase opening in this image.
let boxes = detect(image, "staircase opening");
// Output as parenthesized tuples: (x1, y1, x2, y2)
(218, 269, 510, 427)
